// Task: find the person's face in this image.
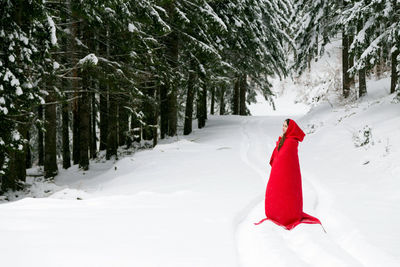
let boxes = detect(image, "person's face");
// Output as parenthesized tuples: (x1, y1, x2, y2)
(282, 120, 288, 134)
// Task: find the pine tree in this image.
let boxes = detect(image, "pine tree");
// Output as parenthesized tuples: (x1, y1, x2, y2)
(342, 0, 400, 96)
(0, 0, 53, 190)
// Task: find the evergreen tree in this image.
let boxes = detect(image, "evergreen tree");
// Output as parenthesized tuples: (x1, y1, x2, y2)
(0, 0, 53, 190)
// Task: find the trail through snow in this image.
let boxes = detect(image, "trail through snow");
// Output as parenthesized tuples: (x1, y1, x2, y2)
(235, 116, 365, 267)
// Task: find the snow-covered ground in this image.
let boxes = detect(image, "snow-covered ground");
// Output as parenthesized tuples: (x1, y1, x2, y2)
(241, 77, 400, 267)
(1, 81, 399, 266)
(0, 114, 268, 267)
(1, 40, 399, 266)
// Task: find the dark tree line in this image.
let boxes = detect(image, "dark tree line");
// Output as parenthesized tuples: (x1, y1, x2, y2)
(0, 0, 291, 194)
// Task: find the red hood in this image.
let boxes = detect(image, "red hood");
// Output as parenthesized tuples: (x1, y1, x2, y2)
(285, 119, 305, 142)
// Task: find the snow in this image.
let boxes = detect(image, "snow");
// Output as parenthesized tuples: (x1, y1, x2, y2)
(234, 18, 243, 28)
(248, 83, 310, 116)
(11, 130, 20, 141)
(0, 39, 399, 266)
(176, 8, 190, 24)
(79, 53, 98, 66)
(47, 15, 57, 45)
(3, 70, 14, 82)
(53, 61, 60, 70)
(128, 23, 137, 32)
(20, 34, 29, 45)
(105, 7, 116, 14)
(15, 86, 23, 96)
(0, 106, 8, 115)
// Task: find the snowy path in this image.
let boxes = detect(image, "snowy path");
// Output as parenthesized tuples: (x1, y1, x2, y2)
(235, 116, 365, 267)
(235, 113, 399, 267)
(1, 112, 399, 266)
(237, 116, 359, 266)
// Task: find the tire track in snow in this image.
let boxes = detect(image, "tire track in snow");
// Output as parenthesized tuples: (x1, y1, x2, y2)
(300, 170, 398, 267)
(235, 117, 311, 266)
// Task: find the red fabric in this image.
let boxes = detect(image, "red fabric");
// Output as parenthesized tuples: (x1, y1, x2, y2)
(255, 119, 323, 230)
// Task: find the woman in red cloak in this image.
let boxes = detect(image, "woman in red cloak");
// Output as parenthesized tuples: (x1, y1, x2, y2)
(255, 119, 326, 232)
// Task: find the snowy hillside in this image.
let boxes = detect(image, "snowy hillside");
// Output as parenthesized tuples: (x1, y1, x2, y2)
(242, 39, 400, 266)
(240, 76, 400, 267)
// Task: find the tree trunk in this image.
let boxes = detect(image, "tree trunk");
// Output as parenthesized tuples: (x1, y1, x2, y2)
(150, 87, 158, 143)
(44, 90, 58, 179)
(118, 97, 129, 145)
(1, 132, 22, 191)
(359, 68, 367, 97)
(99, 84, 108, 150)
(376, 52, 383, 79)
(357, 19, 367, 98)
(160, 84, 168, 139)
(142, 83, 157, 141)
(78, 71, 90, 170)
(25, 130, 31, 169)
(37, 105, 44, 166)
(197, 84, 206, 129)
(7, 150, 24, 191)
(107, 92, 118, 160)
(239, 73, 247, 115)
(7, 120, 28, 190)
(375, 24, 384, 79)
(210, 87, 215, 115)
(62, 100, 71, 169)
(72, 97, 80, 164)
(391, 0, 399, 95)
(348, 34, 355, 88)
(167, 85, 177, 137)
(15, 122, 27, 183)
(233, 76, 240, 114)
(130, 113, 141, 144)
(203, 84, 207, 121)
(164, 1, 179, 137)
(342, 31, 350, 98)
(60, 0, 71, 169)
(391, 46, 399, 94)
(219, 87, 225, 115)
(90, 90, 97, 158)
(184, 69, 196, 135)
(196, 86, 201, 128)
(153, 95, 158, 147)
(71, 4, 80, 165)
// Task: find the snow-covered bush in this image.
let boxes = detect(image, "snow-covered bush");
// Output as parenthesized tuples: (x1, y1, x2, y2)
(353, 125, 374, 148)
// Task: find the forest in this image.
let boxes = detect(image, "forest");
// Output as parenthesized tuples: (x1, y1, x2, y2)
(0, 0, 399, 194)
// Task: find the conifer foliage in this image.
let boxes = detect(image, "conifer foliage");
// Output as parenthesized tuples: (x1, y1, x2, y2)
(294, 0, 400, 98)
(0, 0, 291, 193)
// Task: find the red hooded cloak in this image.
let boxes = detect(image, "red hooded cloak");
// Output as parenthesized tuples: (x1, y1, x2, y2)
(254, 119, 323, 231)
